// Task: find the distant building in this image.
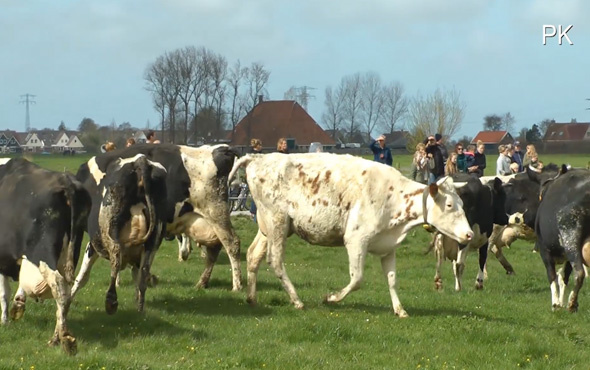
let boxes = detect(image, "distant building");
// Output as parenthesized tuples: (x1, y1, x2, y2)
(471, 131, 514, 152)
(21, 130, 84, 153)
(541, 122, 590, 153)
(230, 99, 335, 151)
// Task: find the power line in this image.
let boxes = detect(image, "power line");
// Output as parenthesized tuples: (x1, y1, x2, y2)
(284, 86, 316, 111)
(20, 93, 36, 132)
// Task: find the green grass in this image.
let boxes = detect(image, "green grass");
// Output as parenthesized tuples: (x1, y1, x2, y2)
(0, 153, 589, 369)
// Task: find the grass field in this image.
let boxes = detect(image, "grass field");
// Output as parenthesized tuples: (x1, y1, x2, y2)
(0, 152, 589, 369)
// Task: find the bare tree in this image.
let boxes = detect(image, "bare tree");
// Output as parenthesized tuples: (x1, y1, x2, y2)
(322, 85, 345, 140)
(381, 81, 408, 135)
(503, 112, 515, 134)
(209, 53, 228, 138)
(406, 88, 465, 149)
(360, 72, 384, 141)
(144, 55, 168, 142)
(341, 73, 364, 142)
(244, 62, 270, 113)
(177, 47, 199, 144)
(227, 60, 248, 136)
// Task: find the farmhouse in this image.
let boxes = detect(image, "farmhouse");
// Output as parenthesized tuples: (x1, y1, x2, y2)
(229, 98, 335, 152)
(470, 130, 515, 152)
(541, 122, 590, 153)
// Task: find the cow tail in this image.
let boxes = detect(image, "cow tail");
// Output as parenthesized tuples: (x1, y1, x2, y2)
(228, 155, 254, 185)
(139, 158, 156, 246)
(64, 185, 77, 284)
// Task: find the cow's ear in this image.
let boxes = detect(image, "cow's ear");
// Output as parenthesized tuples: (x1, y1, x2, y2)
(493, 177, 503, 192)
(526, 166, 539, 183)
(429, 183, 439, 197)
(559, 164, 568, 175)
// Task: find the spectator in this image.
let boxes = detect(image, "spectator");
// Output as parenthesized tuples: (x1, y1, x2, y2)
(250, 138, 263, 154)
(445, 152, 459, 176)
(512, 141, 524, 172)
(510, 162, 520, 174)
(435, 133, 448, 164)
(496, 144, 511, 175)
(455, 143, 467, 173)
(470, 141, 486, 177)
(523, 144, 538, 169)
(464, 144, 476, 170)
(413, 143, 430, 184)
(126, 138, 136, 147)
(146, 130, 161, 144)
(369, 134, 393, 166)
(424, 135, 444, 184)
(277, 137, 289, 154)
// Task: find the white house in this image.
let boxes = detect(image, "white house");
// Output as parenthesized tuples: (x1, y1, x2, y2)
(65, 135, 84, 151)
(22, 133, 45, 152)
(134, 130, 147, 144)
(52, 132, 70, 151)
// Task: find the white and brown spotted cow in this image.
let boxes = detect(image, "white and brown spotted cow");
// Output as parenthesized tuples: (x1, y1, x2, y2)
(229, 153, 473, 318)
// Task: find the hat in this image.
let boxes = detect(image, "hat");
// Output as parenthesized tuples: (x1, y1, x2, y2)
(435, 133, 442, 141)
(514, 141, 521, 146)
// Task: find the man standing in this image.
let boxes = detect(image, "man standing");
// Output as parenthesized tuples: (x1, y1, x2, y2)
(425, 135, 444, 184)
(512, 141, 524, 172)
(435, 133, 448, 164)
(369, 134, 393, 166)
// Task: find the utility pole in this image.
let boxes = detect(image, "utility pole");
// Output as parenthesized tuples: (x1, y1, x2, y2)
(20, 93, 36, 132)
(284, 86, 316, 111)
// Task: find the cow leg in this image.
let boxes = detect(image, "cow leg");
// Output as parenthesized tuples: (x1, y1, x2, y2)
(9, 286, 26, 321)
(195, 244, 222, 289)
(380, 250, 408, 318)
(326, 242, 367, 304)
(71, 243, 99, 298)
(209, 223, 242, 292)
(135, 249, 157, 313)
(38, 263, 76, 355)
(178, 234, 192, 262)
(246, 229, 268, 306)
(538, 241, 561, 310)
(454, 246, 468, 291)
(105, 248, 121, 315)
(475, 243, 488, 290)
(557, 263, 572, 307)
(0, 275, 10, 324)
(490, 243, 515, 275)
(433, 234, 444, 290)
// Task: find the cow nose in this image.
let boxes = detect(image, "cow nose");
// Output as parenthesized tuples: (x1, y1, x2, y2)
(515, 217, 521, 223)
(466, 231, 473, 241)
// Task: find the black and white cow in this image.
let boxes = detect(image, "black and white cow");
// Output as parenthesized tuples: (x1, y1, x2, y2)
(71, 154, 168, 314)
(533, 166, 590, 312)
(74, 144, 242, 292)
(0, 158, 91, 355)
(431, 174, 508, 291)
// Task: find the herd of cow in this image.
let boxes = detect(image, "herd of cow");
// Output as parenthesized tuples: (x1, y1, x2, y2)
(0, 144, 588, 355)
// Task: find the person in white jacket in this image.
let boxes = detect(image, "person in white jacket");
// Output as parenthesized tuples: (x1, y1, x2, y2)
(496, 144, 512, 175)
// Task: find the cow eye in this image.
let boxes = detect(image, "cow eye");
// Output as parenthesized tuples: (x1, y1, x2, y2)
(446, 203, 452, 208)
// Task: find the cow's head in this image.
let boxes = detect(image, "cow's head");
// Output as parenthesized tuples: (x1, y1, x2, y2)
(424, 176, 473, 244)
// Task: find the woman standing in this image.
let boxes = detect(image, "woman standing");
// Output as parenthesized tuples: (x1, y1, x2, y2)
(455, 143, 467, 173)
(445, 152, 459, 176)
(277, 138, 289, 154)
(522, 144, 538, 168)
(496, 145, 512, 175)
(250, 138, 263, 154)
(469, 141, 486, 177)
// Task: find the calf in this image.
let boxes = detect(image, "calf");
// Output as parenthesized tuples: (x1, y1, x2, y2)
(431, 175, 508, 291)
(230, 153, 473, 317)
(533, 167, 590, 312)
(0, 158, 90, 355)
(74, 144, 241, 292)
(71, 154, 167, 314)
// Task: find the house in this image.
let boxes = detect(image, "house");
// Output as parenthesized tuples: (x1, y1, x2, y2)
(470, 131, 515, 152)
(229, 99, 335, 151)
(52, 131, 71, 151)
(0, 131, 24, 153)
(21, 130, 85, 153)
(65, 134, 84, 152)
(385, 130, 410, 150)
(541, 122, 590, 153)
(21, 132, 45, 152)
(133, 130, 148, 144)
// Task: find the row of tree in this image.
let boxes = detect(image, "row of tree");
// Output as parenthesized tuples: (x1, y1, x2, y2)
(143, 46, 270, 144)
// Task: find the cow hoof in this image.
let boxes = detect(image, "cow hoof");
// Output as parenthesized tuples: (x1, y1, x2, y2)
(195, 280, 209, 289)
(9, 303, 25, 321)
(396, 309, 409, 318)
(294, 302, 305, 310)
(506, 270, 515, 275)
(246, 297, 257, 307)
(105, 300, 118, 315)
(552, 304, 561, 312)
(61, 335, 77, 356)
(475, 280, 484, 290)
(434, 278, 443, 291)
(568, 303, 579, 313)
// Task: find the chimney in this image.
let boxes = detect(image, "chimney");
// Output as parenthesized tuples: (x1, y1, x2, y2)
(258, 95, 263, 105)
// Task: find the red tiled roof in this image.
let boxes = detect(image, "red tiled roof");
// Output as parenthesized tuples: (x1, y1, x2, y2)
(471, 131, 511, 144)
(229, 100, 335, 147)
(543, 123, 590, 141)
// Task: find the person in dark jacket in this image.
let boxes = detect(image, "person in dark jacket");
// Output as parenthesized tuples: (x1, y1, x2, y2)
(369, 134, 393, 166)
(469, 141, 486, 177)
(455, 143, 468, 173)
(435, 133, 448, 164)
(511, 141, 524, 172)
(424, 135, 444, 184)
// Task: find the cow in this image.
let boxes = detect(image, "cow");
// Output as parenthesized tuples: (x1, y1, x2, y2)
(533, 166, 590, 312)
(71, 154, 168, 314)
(229, 153, 473, 318)
(72, 143, 242, 293)
(430, 175, 508, 291)
(0, 158, 91, 355)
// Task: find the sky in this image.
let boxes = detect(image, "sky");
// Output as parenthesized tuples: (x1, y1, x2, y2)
(1, 0, 589, 139)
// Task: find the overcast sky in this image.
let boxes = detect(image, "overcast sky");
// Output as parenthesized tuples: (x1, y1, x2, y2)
(1, 0, 588, 139)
